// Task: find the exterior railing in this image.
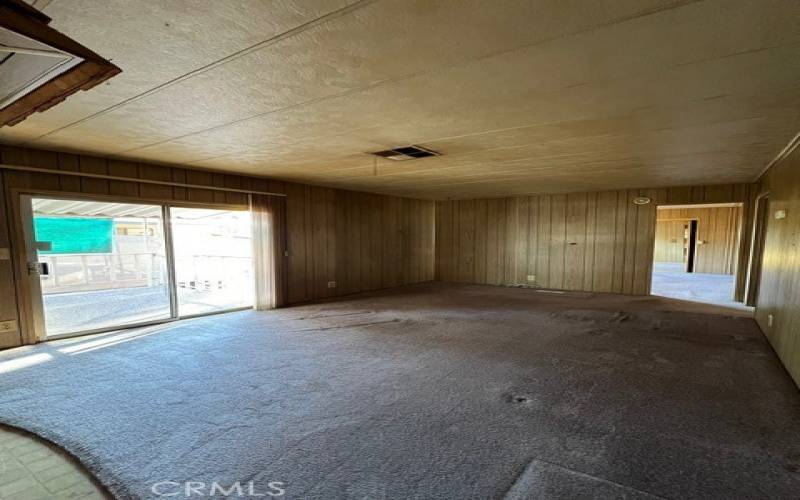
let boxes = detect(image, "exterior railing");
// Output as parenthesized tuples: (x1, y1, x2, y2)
(38, 253, 250, 295)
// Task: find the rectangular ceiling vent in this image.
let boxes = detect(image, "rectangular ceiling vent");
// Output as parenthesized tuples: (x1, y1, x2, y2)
(371, 145, 439, 161)
(0, 0, 121, 127)
(0, 27, 84, 110)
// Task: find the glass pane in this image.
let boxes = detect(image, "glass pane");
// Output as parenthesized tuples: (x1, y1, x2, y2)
(170, 207, 253, 316)
(32, 198, 171, 336)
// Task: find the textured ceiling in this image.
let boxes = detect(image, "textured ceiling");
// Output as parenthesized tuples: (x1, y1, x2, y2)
(2, 0, 799, 200)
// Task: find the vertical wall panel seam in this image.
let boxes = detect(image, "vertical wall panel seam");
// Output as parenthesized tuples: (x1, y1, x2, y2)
(619, 191, 627, 293)
(632, 192, 638, 294)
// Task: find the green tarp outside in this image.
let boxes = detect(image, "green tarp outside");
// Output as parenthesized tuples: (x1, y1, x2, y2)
(33, 217, 113, 254)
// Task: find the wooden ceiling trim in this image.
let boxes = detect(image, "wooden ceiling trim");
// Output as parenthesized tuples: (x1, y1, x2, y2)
(0, 0, 120, 127)
(0, 162, 286, 198)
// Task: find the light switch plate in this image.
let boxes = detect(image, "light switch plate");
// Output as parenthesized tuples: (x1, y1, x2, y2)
(0, 248, 9, 260)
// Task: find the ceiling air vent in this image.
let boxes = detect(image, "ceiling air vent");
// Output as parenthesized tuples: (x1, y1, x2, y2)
(371, 145, 439, 161)
(0, 0, 121, 127)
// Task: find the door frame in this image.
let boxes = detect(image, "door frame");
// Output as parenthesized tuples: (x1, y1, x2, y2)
(16, 191, 254, 341)
(649, 202, 745, 302)
(18, 194, 46, 341)
(744, 192, 770, 307)
(686, 219, 698, 273)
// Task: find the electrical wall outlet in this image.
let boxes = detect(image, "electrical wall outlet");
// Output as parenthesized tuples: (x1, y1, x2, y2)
(526, 275, 536, 282)
(768, 314, 774, 328)
(774, 209, 787, 220)
(327, 281, 337, 288)
(0, 320, 18, 333)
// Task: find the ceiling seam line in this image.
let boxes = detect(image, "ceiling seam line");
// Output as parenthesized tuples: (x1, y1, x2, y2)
(178, 85, 776, 167)
(23, 0, 380, 144)
(55, 0, 705, 156)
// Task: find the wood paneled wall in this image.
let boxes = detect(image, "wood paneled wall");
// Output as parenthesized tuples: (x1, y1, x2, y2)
(0, 146, 434, 346)
(436, 184, 755, 296)
(285, 184, 434, 304)
(656, 206, 742, 275)
(754, 144, 800, 387)
(653, 220, 687, 264)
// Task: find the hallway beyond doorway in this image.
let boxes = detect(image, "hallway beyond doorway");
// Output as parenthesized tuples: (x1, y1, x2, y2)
(651, 262, 751, 311)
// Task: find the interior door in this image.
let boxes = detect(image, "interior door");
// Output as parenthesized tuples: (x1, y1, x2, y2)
(21, 195, 174, 339)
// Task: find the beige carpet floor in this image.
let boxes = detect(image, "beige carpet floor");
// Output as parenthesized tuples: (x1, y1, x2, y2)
(0, 282, 796, 499)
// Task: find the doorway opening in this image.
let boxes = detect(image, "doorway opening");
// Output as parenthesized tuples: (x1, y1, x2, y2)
(650, 203, 750, 310)
(22, 195, 254, 340)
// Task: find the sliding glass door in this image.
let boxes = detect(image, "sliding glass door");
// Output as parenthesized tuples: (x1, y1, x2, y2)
(170, 207, 253, 316)
(22, 195, 254, 339)
(29, 198, 171, 337)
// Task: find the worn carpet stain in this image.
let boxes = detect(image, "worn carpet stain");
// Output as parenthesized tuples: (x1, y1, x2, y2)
(0, 282, 797, 499)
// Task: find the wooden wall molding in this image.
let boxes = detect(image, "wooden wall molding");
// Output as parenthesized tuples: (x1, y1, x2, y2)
(756, 130, 800, 181)
(0, 163, 286, 197)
